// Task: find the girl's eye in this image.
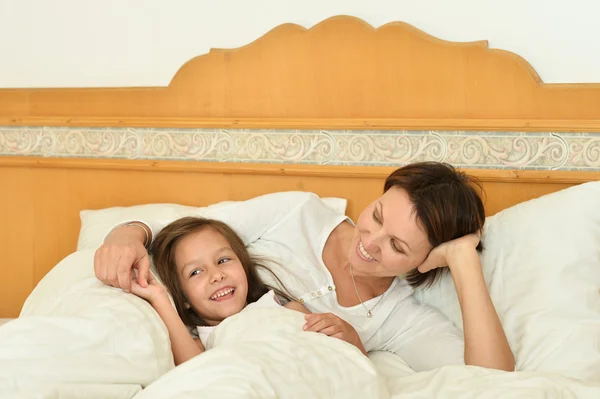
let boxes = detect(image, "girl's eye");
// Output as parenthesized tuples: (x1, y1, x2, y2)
(372, 211, 382, 224)
(190, 269, 201, 277)
(218, 257, 231, 265)
(391, 240, 404, 254)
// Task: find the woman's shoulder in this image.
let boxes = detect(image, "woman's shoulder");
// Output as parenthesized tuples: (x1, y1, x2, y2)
(260, 192, 349, 241)
(387, 277, 415, 301)
(264, 191, 347, 219)
(380, 279, 429, 320)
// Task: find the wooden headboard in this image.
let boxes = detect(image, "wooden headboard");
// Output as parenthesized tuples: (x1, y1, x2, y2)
(1, 16, 599, 317)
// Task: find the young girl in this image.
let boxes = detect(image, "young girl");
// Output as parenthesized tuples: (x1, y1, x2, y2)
(129, 217, 366, 365)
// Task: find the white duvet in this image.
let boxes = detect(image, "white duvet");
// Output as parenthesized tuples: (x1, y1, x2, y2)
(372, 351, 600, 398)
(135, 307, 387, 399)
(1, 250, 599, 398)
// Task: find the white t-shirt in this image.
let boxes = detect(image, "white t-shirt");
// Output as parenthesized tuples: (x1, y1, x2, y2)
(197, 290, 281, 349)
(129, 191, 465, 372)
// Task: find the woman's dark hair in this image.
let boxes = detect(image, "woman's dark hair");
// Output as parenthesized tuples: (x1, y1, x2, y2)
(384, 162, 485, 288)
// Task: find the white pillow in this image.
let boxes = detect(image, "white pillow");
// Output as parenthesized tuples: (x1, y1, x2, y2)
(415, 181, 600, 382)
(77, 203, 214, 251)
(77, 195, 347, 251)
(3, 251, 172, 395)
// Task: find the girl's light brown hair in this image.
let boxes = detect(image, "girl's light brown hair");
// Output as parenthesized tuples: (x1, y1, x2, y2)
(384, 162, 486, 288)
(150, 217, 290, 327)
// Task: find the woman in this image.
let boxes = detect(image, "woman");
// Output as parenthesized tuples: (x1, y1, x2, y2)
(95, 162, 514, 372)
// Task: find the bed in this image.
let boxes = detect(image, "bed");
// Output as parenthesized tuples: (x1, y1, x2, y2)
(1, 16, 599, 398)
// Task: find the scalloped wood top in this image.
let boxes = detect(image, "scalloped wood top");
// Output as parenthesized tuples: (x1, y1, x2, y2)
(1, 16, 599, 129)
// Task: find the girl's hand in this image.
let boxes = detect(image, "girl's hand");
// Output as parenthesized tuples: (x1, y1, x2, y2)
(130, 272, 169, 305)
(303, 313, 367, 355)
(418, 231, 481, 273)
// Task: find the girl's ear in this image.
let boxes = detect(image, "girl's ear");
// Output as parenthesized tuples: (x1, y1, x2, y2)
(184, 302, 191, 309)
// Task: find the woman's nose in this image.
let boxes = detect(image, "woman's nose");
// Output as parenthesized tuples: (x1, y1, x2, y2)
(362, 232, 381, 253)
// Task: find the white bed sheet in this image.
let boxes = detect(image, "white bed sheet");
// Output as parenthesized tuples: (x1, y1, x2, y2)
(371, 351, 600, 398)
(0, 251, 171, 398)
(130, 315, 600, 399)
(5, 383, 141, 399)
(0, 318, 13, 327)
(132, 307, 388, 399)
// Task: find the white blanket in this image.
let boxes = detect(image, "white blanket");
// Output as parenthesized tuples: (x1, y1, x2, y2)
(2, 250, 600, 398)
(134, 310, 600, 399)
(0, 251, 171, 398)
(134, 307, 388, 399)
(372, 351, 600, 398)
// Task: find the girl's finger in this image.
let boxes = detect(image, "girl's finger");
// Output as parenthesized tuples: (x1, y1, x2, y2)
(129, 280, 142, 297)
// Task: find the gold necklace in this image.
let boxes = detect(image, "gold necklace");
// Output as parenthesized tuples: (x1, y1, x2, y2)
(349, 263, 385, 318)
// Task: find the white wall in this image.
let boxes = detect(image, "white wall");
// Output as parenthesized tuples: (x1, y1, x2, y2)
(0, 0, 598, 88)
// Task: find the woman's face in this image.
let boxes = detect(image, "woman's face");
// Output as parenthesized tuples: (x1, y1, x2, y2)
(349, 186, 433, 278)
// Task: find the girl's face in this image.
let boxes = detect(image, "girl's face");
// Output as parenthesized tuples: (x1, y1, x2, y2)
(349, 187, 433, 278)
(175, 227, 248, 326)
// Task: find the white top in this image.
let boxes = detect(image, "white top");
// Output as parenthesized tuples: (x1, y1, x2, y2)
(123, 191, 465, 372)
(197, 290, 281, 349)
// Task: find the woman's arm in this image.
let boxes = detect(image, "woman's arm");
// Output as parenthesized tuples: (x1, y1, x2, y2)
(95, 222, 152, 292)
(150, 295, 205, 366)
(447, 247, 515, 371)
(95, 192, 316, 291)
(419, 234, 515, 371)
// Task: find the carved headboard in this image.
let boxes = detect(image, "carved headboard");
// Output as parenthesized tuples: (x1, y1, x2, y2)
(1, 16, 599, 317)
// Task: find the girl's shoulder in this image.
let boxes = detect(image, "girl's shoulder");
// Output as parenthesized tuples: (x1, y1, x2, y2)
(245, 290, 282, 311)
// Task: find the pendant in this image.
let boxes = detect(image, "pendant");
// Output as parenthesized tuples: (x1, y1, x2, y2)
(366, 311, 372, 318)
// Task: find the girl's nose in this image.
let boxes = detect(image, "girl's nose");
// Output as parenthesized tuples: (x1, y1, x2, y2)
(209, 267, 226, 284)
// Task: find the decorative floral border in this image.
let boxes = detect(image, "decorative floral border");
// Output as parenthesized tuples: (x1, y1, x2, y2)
(1, 126, 600, 170)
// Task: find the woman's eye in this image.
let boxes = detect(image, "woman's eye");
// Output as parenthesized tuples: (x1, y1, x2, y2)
(218, 257, 231, 265)
(391, 240, 404, 254)
(372, 211, 382, 224)
(190, 269, 201, 277)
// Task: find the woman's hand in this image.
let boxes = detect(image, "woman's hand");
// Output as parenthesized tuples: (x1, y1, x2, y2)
(130, 272, 169, 305)
(303, 313, 367, 355)
(418, 230, 515, 371)
(94, 224, 151, 292)
(418, 231, 481, 273)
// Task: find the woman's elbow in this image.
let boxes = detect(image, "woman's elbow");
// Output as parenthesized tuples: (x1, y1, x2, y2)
(466, 353, 515, 372)
(499, 349, 516, 371)
(491, 357, 515, 372)
(499, 353, 516, 372)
